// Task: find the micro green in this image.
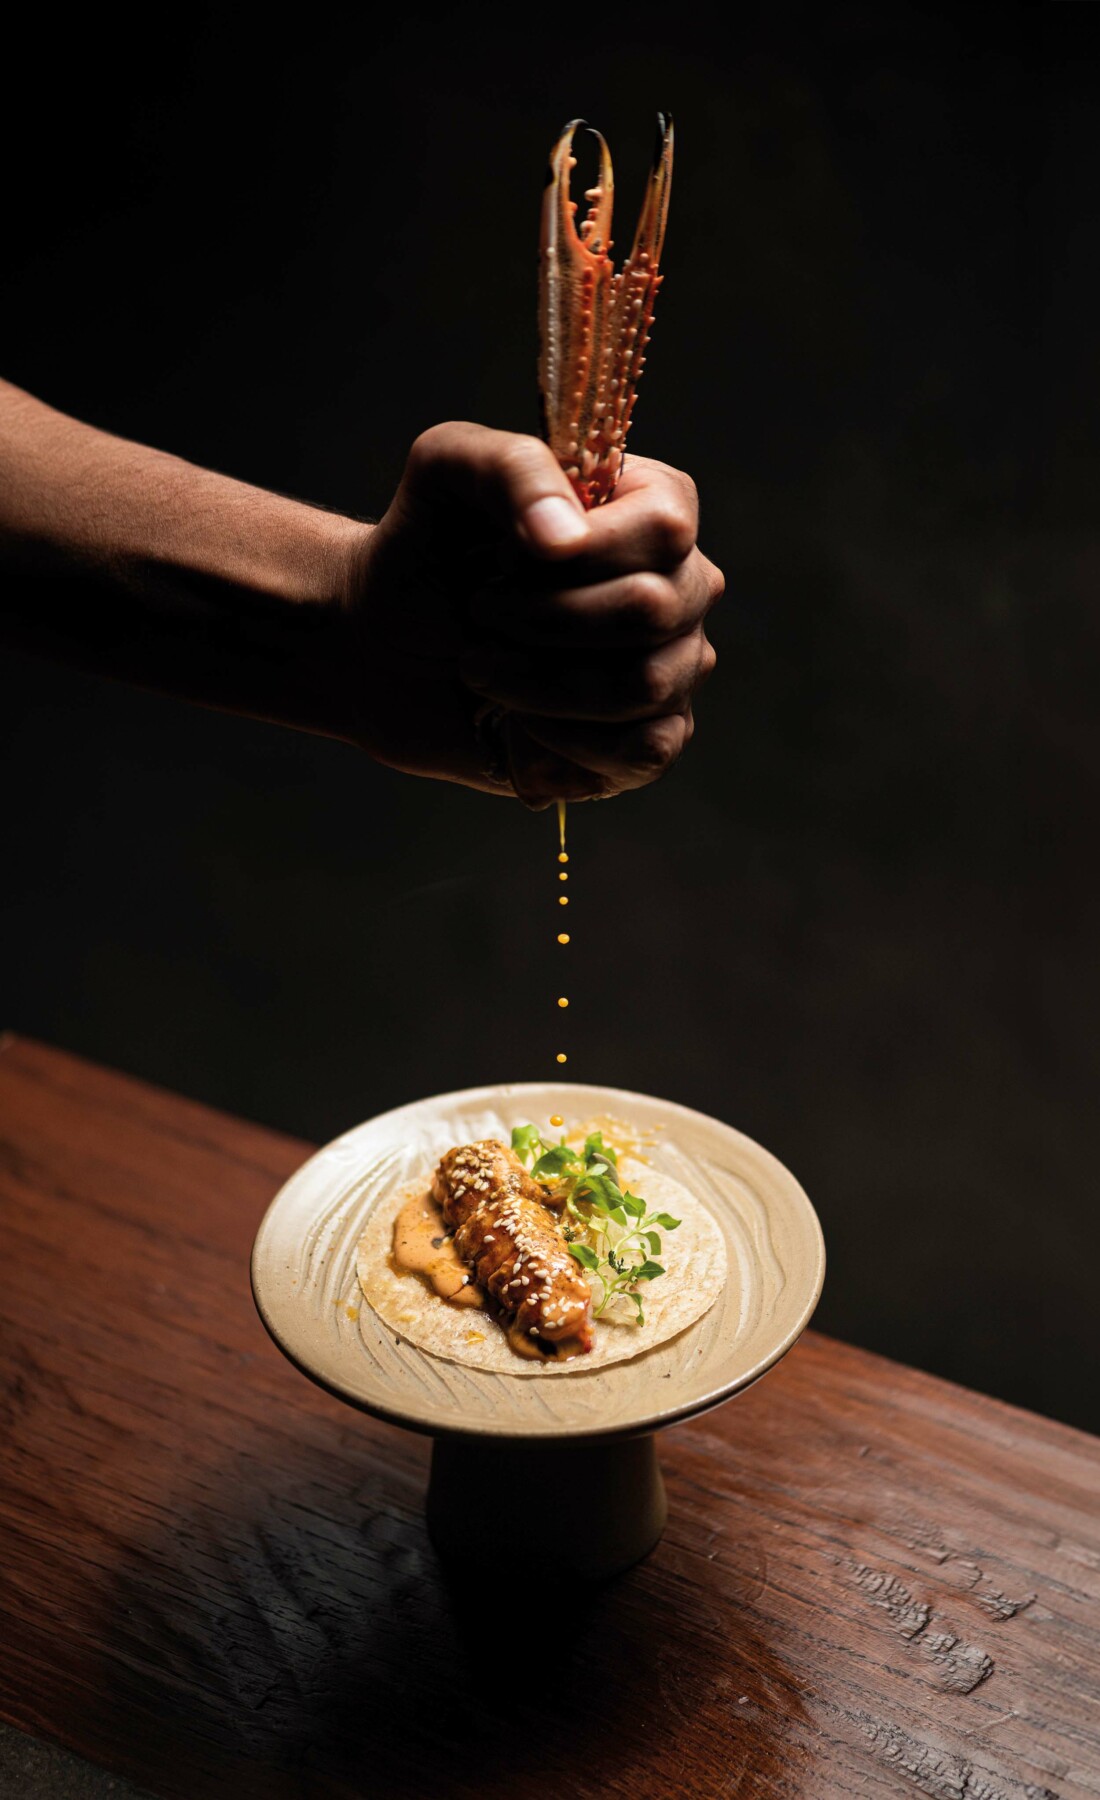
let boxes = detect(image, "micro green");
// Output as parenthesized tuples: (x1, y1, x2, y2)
(511, 1124, 680, 1325)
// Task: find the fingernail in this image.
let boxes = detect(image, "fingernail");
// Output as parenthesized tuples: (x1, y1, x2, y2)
(523, 494, 589, 550)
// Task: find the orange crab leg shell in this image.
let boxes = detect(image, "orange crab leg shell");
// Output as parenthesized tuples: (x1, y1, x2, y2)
(538, 121, 615, 497)
(538, 114, 673, 509)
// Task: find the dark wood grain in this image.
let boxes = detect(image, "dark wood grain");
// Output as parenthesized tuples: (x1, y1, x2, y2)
(0, 1035, 1097, 1800)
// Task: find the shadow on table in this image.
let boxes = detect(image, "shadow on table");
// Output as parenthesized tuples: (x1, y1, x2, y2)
(89, 1422, 813, 1799)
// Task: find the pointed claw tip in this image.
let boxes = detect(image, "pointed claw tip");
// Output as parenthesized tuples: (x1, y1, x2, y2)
(653, 112, 674, 166)
(546, 119, 586, 187)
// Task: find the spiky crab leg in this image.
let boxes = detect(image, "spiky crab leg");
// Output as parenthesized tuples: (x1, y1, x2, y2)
(538, 113, 673, 509)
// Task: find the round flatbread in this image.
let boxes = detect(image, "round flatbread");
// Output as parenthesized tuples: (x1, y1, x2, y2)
(355, 1156, 727, 1376)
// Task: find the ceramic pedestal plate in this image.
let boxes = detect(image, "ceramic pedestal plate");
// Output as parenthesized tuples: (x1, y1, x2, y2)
(251, 1082, 825, 1581)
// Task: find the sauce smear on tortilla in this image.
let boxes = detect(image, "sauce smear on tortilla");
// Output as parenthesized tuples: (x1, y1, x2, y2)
(391, 1191, 483, 1307)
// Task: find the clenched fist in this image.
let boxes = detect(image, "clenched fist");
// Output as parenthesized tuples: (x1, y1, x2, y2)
(346, 422, 722, 805)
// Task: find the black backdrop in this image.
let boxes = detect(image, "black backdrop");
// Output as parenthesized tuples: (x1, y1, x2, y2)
(3, 3, 1099, 1431)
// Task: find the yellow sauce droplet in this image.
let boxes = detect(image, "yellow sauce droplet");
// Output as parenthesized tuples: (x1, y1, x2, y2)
(549, 1114, 564, 1127)
(556, 1053, 568, 1064)
(559, 871, 568, 882)
(558, 852, 569, 864)
(557, 799, 567, 852)
(559, 895, 569, 906)
(558, 997, 569, 1008)
(557, 933, 570, 944)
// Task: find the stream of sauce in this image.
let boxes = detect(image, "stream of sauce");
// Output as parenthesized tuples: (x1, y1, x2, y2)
(555, 799, 569, 1066)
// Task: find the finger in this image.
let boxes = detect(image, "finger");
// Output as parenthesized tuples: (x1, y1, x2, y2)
(518, 710, 693, 789)
(460, 628, 715, 723)
(546, 456, 701, 575)
(470, 553, 723, 648)
(501, 718, 614, 809)
(402, 422, 593, 558)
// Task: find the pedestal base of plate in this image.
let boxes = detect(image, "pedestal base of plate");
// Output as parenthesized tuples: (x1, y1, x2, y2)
(426, 1433, 667, 1582)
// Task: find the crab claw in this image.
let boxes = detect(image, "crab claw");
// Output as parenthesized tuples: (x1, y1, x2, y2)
(538, 114, 673, 509)
(537, 120, 616, 503)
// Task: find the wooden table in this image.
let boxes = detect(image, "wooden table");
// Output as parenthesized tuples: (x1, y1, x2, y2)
(1, 1035, 1097, 1799)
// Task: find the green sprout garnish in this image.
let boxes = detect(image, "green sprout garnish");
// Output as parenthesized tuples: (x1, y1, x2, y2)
(511, 1125, 680, 1326)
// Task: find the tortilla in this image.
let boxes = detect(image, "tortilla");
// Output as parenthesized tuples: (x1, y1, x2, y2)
(355, 1155, 727, 1376)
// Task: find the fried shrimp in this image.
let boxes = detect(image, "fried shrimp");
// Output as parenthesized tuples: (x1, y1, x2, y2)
(432, 1140, 594, 1358)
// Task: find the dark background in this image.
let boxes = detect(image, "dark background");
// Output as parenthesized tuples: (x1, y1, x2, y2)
(3, 3, 1098, 1431)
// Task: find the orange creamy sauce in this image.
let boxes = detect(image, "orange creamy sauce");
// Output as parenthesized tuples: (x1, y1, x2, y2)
(390, 1190, 483, 1307)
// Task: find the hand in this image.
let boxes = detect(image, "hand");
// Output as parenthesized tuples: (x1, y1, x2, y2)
(345, 422, 722, 805)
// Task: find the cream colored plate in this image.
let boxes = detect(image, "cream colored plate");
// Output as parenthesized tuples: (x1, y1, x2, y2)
(251, 1082, 826, 1442)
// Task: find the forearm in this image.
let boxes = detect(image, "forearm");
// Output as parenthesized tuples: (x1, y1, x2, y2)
(0, 380, 371, 739)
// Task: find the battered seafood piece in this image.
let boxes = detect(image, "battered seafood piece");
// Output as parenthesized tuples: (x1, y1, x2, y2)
(432, 1140, 594, 1359)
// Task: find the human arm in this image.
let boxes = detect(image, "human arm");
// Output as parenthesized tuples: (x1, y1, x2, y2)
(0, 384, 722, 804)
(0, 378, 366, 740)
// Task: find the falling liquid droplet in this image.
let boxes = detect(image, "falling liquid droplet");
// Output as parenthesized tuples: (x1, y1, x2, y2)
(557, 933, 570, 944)
(559, 872, 568, 882)
(559, 895, 569, 906)
(558, 852, 569, 864)
(558, 997, 569, 1009)
(556, 1053, 568, 1064)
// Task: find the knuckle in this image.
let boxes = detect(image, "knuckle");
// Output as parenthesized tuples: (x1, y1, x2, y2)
(407, 422, 452, 468)
(651, 460, 699, 515)
(494, 432, 549, 486)
(405, 421, 472, 485)
(632, 714, 685, 773)
(404, 427, 438, 479)
(706, 559, 726, 605)
(653, 498, 697, 562)
(624, 571, 680, 637)
(637, 652, 679, 711)
(674, 467, 700, 514)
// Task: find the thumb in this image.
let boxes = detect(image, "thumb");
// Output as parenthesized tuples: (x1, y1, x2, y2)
(404, 422, 590, 558)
